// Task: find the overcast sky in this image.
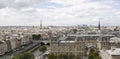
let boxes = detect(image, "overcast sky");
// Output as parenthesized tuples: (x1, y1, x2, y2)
(0, 0, 120, 26)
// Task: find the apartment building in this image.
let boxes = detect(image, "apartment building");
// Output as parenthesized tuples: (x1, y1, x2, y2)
(100, 47, 120, 59)
(50, 34, 114, 59)
(0, 41, 7, 55)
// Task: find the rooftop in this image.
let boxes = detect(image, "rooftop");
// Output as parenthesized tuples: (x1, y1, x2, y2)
(107, 48, 120, 55)
(68, 34, 114, 37)
(60, 41, 76, 43)
(0, 41, 5, 44)
(110, 37, 120, 43)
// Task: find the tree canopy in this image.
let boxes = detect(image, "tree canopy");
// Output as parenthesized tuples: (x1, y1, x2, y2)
(19, 52, 34, 59)
(88, 49, 101, 59)
(32, 34, 41, 40)
(72, 29, 78, 34)
(48, 53, 56, 59)
(12, 52, 34, 59)
(39, 45, 47, 53)
(48, 53, 81, 59)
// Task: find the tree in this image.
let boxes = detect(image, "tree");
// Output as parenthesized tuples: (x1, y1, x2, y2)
(88, 55, 95, 59)
(57, 54, 64, 59)
(88, 49, 101, 59)
(12, 52, 35, 59)
(68, 54, 75, 59)
(48, 53, 56, 59)
(74, 56, 81, 59)
(19, 52, 34, 59)
(32, 34, 41, 40)
(39, 45, 47, 53)
(72, 29, 77, 34)
(58, 54, 75, 59)
(62, 55, 68, 59)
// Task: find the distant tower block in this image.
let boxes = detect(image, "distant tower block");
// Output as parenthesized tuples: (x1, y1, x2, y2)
(98, 19, 101, 30)
(40, 20, 42, 29)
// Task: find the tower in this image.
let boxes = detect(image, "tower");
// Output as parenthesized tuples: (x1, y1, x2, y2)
(40, 20, 42, 29)
(98, 19, 101, 30)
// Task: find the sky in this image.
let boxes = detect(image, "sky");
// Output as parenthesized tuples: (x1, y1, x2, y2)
(0, 0, 120, 26)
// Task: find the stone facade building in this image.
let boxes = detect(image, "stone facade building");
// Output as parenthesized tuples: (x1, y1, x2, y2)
(0, 41, 7, 55)
(51, 41, 85, 58)
(98, 37, 120, 50)
(100, 48, 120, 59)
(50, 34, 115, 59)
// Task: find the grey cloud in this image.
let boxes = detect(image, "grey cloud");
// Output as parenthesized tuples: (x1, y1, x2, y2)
(0, 0, 14, 8)
(0, 3, 6, 8)
(0, 0, 120, 26)
(0, 0, 48, 9)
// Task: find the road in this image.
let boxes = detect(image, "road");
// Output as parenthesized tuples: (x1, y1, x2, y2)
(35, 46, 50, 59)
(0, 41, 41, 59)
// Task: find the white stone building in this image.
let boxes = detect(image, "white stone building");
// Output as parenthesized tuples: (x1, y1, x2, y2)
(0, 41, 7, 55)
(100, 47, 120, 59)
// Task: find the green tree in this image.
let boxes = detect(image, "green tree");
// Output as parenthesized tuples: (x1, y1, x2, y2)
(19, 52, 34, 59)
(88, 55, 95, 59)
(57, 54, 64, 59)
(88, 49, 101, 59)
(68, 55, 75, 59)
(12, 52, 34, 59)
(58, 54, 75, 59)
(32, 34, 41, 40)
(48, 53, 56, 59)
(39, 45, 47, 53)
(74, 56, 81, 59)
(72, 29, 78, 34)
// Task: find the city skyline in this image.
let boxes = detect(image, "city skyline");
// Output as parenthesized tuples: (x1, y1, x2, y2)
(0, 0, 120, 26)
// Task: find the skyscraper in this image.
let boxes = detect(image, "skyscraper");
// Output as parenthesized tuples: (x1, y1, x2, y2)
(98, 19, 101, 30)
(40, 20, 42, 29)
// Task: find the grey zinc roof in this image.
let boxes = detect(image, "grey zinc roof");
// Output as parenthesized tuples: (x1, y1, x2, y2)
(110, 37, 120, 43)
(60, 41, 76, 43)
(68, 34, 114, 37)
(107, 48, 120, 55)
(59, 37, 67, 41)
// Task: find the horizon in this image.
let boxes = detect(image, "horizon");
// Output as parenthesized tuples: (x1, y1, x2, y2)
(0, 24, 120, 26)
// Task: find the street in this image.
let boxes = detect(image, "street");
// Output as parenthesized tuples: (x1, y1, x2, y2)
(0, 41, 41, 59)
